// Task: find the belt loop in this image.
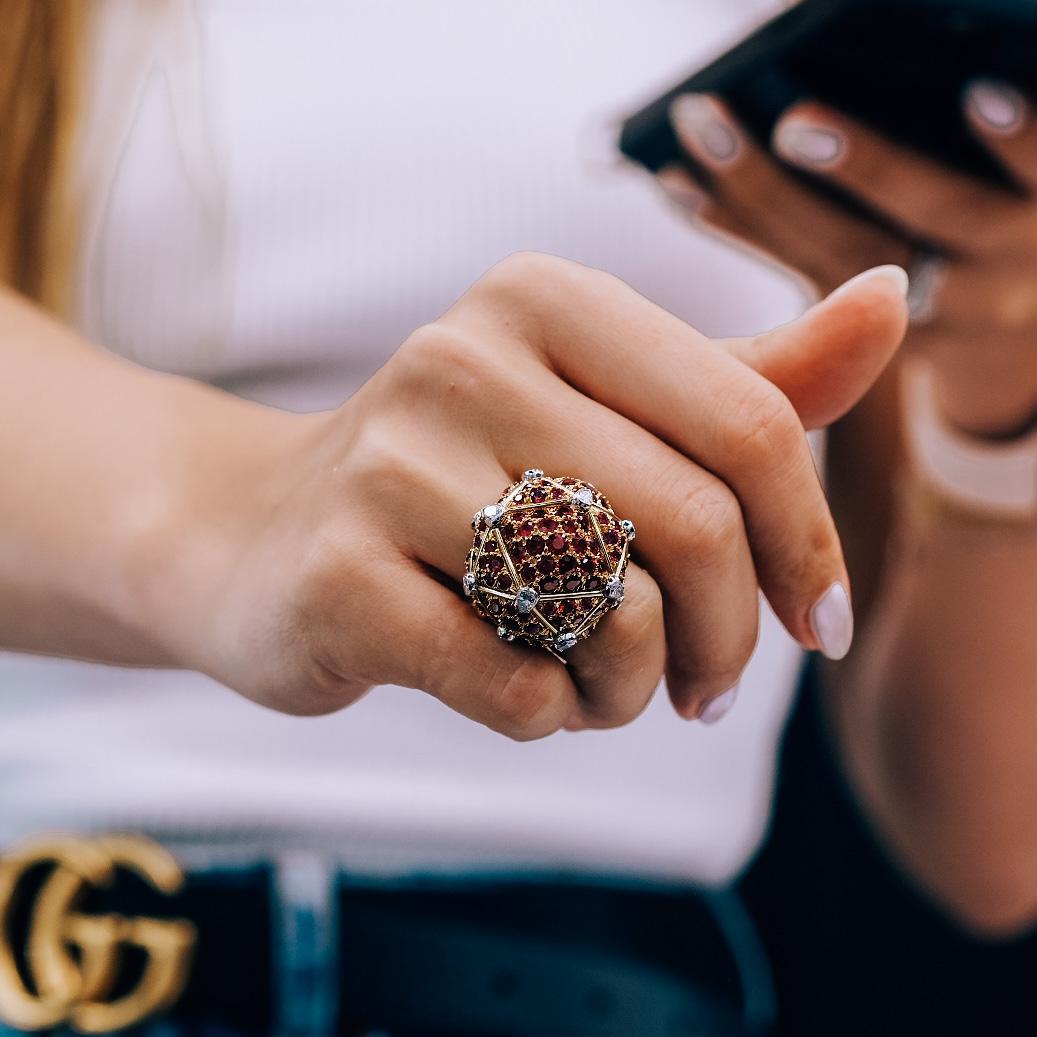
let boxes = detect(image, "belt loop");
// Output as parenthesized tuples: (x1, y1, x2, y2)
(273, 852, 337, 1037)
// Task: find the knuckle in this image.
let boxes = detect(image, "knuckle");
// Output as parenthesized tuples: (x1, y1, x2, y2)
(394, 321, 508, 404)
(668, 476, 745, 560)
(488, 654, 566, 740)
(472, 251, 594, 326)
(726, 381, 803, 466)
(479, 250, 570, 296)
(345, 419, 429, 498)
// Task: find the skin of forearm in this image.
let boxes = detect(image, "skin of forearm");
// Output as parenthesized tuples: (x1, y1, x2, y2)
(826, 362, 1037, 937)
(0, 287, 301, 669)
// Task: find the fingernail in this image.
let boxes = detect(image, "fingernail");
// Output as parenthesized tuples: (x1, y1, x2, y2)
(774, 117, 846, 168)
(810, 582, 854, 660)
(829, 264, 910, 301)
(699, 683, 739, 725)
(669, 94, 742, 166)
(656, 165, 708, 213)
(966, 79, 1026, 135)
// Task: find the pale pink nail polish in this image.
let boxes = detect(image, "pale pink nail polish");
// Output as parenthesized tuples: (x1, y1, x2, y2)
(810, 582, 854, 661)
(966, 80, 1027, 135)
(774, 118, 846, 168)
(669, 94, 742, 166)
(656, 166, 708, 214)
(829, 264, 910, 302)
(699, 684, 739, 725)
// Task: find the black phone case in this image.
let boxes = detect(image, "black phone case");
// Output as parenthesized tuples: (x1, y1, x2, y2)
(619, 0, 1037, 187)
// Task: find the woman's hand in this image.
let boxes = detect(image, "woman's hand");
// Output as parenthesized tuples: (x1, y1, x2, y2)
(166, 253, 907, 737)
(665, 83, 1037, 437)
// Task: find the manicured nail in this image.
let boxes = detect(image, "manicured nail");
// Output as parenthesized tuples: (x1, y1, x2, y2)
(774, 117, 846, 168)
(699, 684, 739, 725)
(670, 94, 742, 166)
(966, 80, 1026, 135)
(829, 264, 910, 301)
(656, 165, 708, 213)
(810, 582, 854, 660)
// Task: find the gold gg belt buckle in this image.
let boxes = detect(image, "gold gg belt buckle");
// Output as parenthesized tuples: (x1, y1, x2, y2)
(0, 834, 196, 1034)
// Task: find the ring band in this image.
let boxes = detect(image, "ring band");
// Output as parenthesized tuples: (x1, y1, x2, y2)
(463, 470, 634, 660)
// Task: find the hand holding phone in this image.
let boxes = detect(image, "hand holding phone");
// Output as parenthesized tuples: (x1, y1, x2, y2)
(622, 0, 1037, 440)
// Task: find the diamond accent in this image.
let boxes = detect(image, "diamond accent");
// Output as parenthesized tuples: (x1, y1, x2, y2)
(620, 519, 636, 541)
(497, 625, 516, 642)
(574, 487, 594, 506)
(555, 631, 578, 652)
(462, 572, 477, 597)
(605, 577, 625, 604)
(515, 587, 539, 615)
(522, 468, 545, 482)
(482, 503, 505, 526)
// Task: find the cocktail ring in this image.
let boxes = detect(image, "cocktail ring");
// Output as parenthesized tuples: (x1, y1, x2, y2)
(463, 470, 634, 660)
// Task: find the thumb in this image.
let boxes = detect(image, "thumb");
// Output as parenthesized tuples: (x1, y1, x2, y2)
(721, 265, 910, 430)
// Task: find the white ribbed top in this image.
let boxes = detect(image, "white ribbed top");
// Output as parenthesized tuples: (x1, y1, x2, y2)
(0, 0, 805, 884)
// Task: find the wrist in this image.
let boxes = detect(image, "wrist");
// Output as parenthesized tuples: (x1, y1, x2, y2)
(907, 332, 1037, 439)
(119, 375, 323, 675)
(899, 359, 1037, 525)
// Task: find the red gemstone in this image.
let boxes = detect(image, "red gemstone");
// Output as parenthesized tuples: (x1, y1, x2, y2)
(536, 557, 554, 575)
(521, 564, 537, 582)
(579, 557, 595, 574)
(550, 534, 566, 553)
(532, 488, 547, 502)
(556, 600, 572, 615)
(527, 536, 545, 554)
(574, 537, 588, 553)
(556, 505, 571, 515)
(541, 579, 559, 593)
(559, 555, 577, 573)
(519, 520, 535, 537)
(487, 556, 504, 572)
(586, 577, 602, 591)
(604, 530, 620, 545)
(564, 577, 581, 592)
(563, 520, 578, 534)
(539, 517, 558, 532)
(489, 600, 502, 614)
(540, 602, 555, 615)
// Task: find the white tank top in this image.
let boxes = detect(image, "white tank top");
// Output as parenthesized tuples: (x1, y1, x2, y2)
(0, 0, 804, 884)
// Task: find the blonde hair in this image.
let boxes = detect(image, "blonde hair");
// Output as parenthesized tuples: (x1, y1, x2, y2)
(0, 0, 87, 311)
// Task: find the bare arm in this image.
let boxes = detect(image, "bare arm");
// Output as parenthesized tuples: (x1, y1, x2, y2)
(0, 285, 300, 667)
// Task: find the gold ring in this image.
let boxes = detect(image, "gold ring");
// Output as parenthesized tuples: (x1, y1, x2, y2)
(463, 469, 634, 660)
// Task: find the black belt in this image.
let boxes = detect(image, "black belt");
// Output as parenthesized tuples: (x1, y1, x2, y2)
(6, 854, 772, 1036)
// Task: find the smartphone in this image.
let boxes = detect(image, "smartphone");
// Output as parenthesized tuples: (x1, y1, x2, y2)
(618, 0, 1037, 187)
